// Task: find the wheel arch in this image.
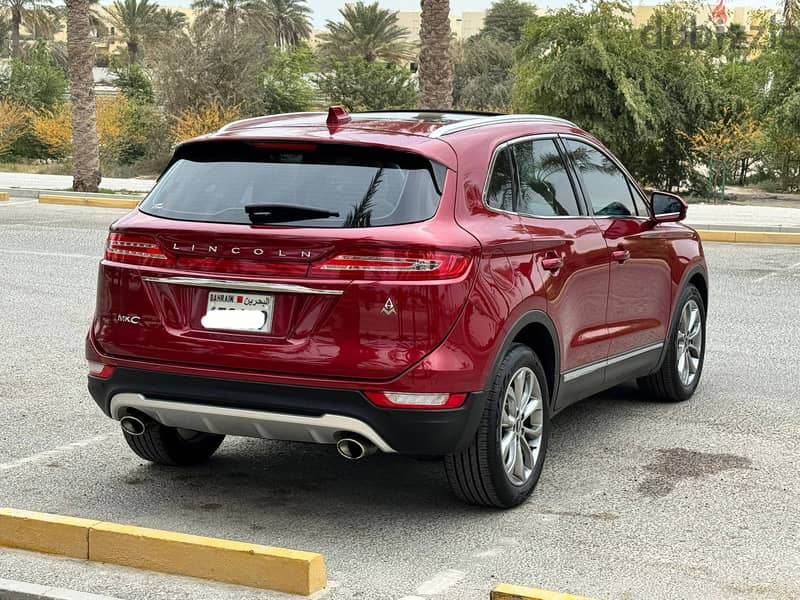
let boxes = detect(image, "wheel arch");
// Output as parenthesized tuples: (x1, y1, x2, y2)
(651, 263, 708, 373)
(486, 310, 561, 409)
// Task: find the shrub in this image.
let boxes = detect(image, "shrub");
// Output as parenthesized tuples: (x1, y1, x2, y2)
(31, 108, 72, 158)
(172, 102, 241, 143)
(31, 96, 143, 159)
(0, 101, 30, 157)
(110, 101, 169, 164)
(111, 61, 155, 104)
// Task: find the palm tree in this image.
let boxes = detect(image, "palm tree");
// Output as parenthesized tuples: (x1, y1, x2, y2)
(419, 0, 453, 108)
(153, 7, 187, 33)
(0, 0, 54, 56)
(784, 0, 800, 29)
(191, 0, 251, 35)
(104, 0, 159, 63)
(253, 0, 310, 50)
(318, 1, 413, 64)
(65, 0, 101, 192)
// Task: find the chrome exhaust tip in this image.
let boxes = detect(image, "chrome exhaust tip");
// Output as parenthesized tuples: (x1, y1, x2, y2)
(336, 435, 377, 460)
(120, 415, 147, 436)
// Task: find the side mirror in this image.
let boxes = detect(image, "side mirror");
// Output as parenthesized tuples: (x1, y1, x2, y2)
(650, 191, 687, 223)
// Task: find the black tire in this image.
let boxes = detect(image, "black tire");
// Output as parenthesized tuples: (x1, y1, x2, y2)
(123, 422, 224, 466)
(638, 284, 706, 402)
(444, 344, 550, 508)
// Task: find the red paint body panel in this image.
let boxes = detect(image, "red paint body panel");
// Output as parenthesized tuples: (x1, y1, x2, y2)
(88, 111, 707, 413)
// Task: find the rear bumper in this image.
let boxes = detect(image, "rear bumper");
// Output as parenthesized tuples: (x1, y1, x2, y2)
(89, 367, 486, 455)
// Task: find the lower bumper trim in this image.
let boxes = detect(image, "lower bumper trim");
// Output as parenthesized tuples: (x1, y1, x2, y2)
(110, 393, 396, 452)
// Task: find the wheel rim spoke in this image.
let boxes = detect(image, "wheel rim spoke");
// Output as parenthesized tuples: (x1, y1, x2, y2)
(676, 299, 702, 387)
(500, 366, 544, 486)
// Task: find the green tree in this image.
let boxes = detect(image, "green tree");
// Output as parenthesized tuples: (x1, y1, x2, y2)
(0, 40, 66, 110)
(253, 0, 311, 50)
(315, 58, 418, 111)
(453, 35, 514, 111)
(482, 0, 535, 44)
(148, 21, 270, 116)
(318, 2, 413, 64)
(110, 59, 154, 102)
(104, 0, 160, 63)
(260, 44, 314, 113)
(419, 0, 452, 108)
(514, 2, 668, 181)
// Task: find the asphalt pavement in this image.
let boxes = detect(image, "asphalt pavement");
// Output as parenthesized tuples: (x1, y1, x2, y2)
(0, 199, 798, 600)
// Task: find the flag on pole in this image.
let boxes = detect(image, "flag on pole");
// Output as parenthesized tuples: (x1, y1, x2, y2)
(712, 0, 728, 25)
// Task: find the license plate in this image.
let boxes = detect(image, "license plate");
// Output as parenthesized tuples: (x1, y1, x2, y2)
(201, 292, 274, 333)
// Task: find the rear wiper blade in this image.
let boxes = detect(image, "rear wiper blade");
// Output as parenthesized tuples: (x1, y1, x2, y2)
(244, 204, 340, 224)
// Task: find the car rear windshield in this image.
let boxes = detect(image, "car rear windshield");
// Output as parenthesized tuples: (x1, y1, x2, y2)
(139, 141, 445, 228)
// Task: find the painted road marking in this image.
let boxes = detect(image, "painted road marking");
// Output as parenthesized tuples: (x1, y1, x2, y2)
(0, 435, 112, 473)
(0, 248, 99, 260)
(754, 260, 800, 283)
(414, 569, 466, 596)
(0, 200, 37, 207)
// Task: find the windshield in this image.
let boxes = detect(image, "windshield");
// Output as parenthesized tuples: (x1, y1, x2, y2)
(139, 142, 444, 228)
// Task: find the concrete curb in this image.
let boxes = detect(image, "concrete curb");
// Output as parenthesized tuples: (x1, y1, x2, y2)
(696, 229, 800, 244)
(38, 192, 141, 209)
(492, 583, 601, 600)
(0, 188, 40, 199)
(0, 508, 326, 596)
(0, 578, 121, 600)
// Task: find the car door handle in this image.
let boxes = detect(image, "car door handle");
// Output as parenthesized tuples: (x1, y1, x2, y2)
(542, 256, 563, 271)
(612, 249, 631, 263)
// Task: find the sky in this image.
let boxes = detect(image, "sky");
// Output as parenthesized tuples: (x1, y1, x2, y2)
(148, 0, 783, 27)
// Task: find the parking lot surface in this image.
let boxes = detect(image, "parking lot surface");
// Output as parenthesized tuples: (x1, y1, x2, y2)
(1, 199, 798, 600)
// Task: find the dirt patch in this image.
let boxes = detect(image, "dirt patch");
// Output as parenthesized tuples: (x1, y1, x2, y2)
(724, 185, 800, 209)
(638, 448, 751, 498)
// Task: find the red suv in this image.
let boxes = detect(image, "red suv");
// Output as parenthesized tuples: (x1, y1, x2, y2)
(87, 109, 707, 508)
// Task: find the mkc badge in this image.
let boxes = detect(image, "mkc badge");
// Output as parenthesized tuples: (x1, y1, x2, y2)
(381, 298, 396, 316)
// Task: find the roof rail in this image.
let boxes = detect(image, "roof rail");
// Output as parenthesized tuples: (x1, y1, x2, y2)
(428, 114, 578, 138)
(355, 109, 505, 117)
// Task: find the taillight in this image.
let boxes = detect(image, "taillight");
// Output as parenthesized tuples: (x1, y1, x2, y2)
(105, 232, 173, 267)
(364, 392, 467, 409)
(311, 250, 471, 280)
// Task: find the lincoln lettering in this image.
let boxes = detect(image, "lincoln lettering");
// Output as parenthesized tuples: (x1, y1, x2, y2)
(171, 243, 311, 258)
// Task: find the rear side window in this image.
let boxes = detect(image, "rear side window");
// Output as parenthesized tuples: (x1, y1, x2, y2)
(485, 147, 514, 212)
(511, 139, 581, 217)
(140, 142, 443, 228)
(563, 139, 638, 217)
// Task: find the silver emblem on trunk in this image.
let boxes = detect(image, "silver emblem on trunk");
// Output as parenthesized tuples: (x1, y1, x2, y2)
(381, 298, 396, 316)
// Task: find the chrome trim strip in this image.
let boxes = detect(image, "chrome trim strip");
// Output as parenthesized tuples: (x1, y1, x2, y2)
(430, 115, 578, 138)
(141, 276, 344, 296)
(110, 393, 396, 453)
(562, 342, 664, 382)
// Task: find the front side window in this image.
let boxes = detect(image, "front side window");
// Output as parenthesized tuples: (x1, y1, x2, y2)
(511, 139, 581, 217)
(563, 139, 638, 217)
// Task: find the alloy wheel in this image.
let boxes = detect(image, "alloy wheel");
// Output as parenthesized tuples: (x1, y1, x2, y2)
(676, 299, 703, 386)
(500, 367, 544, 486)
